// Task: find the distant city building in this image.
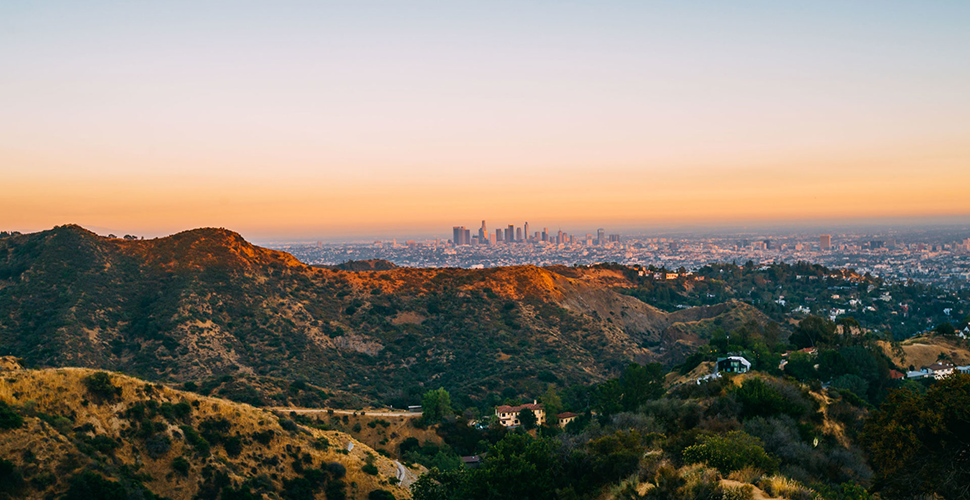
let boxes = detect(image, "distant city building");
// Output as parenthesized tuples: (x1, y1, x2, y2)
(597, 228, 606, 245)
(516, 227, 522, 242)
(820, 234, 832, 250)
(453, 226, 468, 246)
(478, 220, 488, 245)
(609, 234, 621, 243)
(524, 222, 529, 242)
(506, 225, 514, 243)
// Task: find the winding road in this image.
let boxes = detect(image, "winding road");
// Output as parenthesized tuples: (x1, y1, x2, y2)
(273, 407, 422, 418)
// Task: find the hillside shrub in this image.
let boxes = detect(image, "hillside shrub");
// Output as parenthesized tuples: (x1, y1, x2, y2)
(83, 372, 122, 400)
(171, 456, 190, 476)
(362, 463, 379, 475)
(368, 490, 396, 500)
(758, 475, 814, 500)
(682, 431, 779, 474)
(63, 471, 132, 500)
(327, 462, 347, 479)
(733, 379, 810, 420)
(223, 435, 243, 457)
(252, 429, 275, 445)
(0, 401, 23, 430)
(144, 434, 172, 458)
(325, 480, 347, 500)
(0, 458, 26, 496)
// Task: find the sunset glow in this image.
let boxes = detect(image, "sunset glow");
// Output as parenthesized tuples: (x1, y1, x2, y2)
(2, 1, 969, 239)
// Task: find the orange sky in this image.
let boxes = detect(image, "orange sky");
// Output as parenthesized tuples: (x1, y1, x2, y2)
(2, 1, 969, 239)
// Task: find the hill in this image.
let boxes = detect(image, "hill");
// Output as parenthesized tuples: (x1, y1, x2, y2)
(323, 260, 399, 272)
(878, 334, 970, 370)
(0, 359, 412, 500)
(0, 225, 778, 409)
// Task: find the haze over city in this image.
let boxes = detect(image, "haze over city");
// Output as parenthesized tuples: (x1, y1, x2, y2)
(2, 1, 970, 240)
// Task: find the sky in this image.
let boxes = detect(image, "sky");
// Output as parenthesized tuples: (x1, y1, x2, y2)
(2, 1, 969, 240)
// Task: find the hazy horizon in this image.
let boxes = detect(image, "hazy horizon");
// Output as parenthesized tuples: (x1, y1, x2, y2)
(5, 215, 969, 245)
(3, 1, 970, 238)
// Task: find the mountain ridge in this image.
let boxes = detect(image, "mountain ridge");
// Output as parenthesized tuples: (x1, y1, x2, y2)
(0, 225, 778, 407)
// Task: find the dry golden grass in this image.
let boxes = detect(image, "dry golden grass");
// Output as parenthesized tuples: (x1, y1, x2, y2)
(878, 335, 970, 370)
(757, 475, 815, 500)
(0, 367, 412, 499)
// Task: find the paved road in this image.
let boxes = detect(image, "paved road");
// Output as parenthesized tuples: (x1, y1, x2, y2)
(273, 408, 422, 418)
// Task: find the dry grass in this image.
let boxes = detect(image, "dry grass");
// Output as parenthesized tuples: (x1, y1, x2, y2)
(0, 367, 412, 500)
(757, 475, 816, 500)
(877, 336, 970, 369)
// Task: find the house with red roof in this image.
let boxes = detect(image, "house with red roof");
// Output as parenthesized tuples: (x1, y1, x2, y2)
(494, 400, 545, 427)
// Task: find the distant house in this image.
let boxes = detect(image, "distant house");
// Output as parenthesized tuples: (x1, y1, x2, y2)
(925, 363, 955, 380)
(956, 365, 970, 375)
(495, 400, 545, 427)
(888, 369, 905, 380)
(906, 369, 929, 380)
(716, 356, 751, 374)
(557, 412, 580, 429)
(461, 455, 483, 469)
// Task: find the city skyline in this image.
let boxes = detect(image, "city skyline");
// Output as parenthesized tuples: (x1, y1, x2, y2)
(2, 1, 970, 239)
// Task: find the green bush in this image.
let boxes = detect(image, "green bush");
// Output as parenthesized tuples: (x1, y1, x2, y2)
(0, 401, 23, 430)
(368, 490, 396, 500)
(0, 458, 26, 495)
(362, 463, 379, 475)
(62, 471, 129, 500)
(733, 378, 809, 420)
(682, 431, 779, 474)
(171, 456, 190, 476)
(83, 372, 122, 400)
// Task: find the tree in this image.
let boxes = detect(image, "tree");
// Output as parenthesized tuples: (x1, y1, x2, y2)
(592, 379, 624, 417)
(540, 386, 562, 424)
(682, 431, 779, 474)
(934, 322, 956, 336)
(465, 433, 558, 500)
(790, 315, 836, 348)
(83, 372, 122, 400)
(411, 468, 467, 500)
(862, 375, 970, 499)
(784, 352, 817, 381)
(421, 388, 453, 424)
(518, 408, 537, 430)
(619, 362, 665, 411)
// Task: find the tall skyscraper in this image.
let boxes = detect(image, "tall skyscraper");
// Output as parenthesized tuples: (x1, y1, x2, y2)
(820, 234, 832, 250)
(453, 226, 462, 246)
(597, 228, 606, 245)
(523, 222, 529, 242)
(478, 220, 488, 245)
(516, 227, 522, 242)
(463, 228, 471, 246)
(506, 224, 514, 243)
(542, 228, 548, 242)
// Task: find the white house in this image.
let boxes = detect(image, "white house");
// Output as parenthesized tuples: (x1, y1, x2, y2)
(925, 363, 955, 380)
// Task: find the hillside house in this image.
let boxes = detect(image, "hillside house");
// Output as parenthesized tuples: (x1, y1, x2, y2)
(716, 356, 751, 374)
(557, 412, 580, 429)
(495, 400, 545, 427)
(925, 363, 955, 380)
